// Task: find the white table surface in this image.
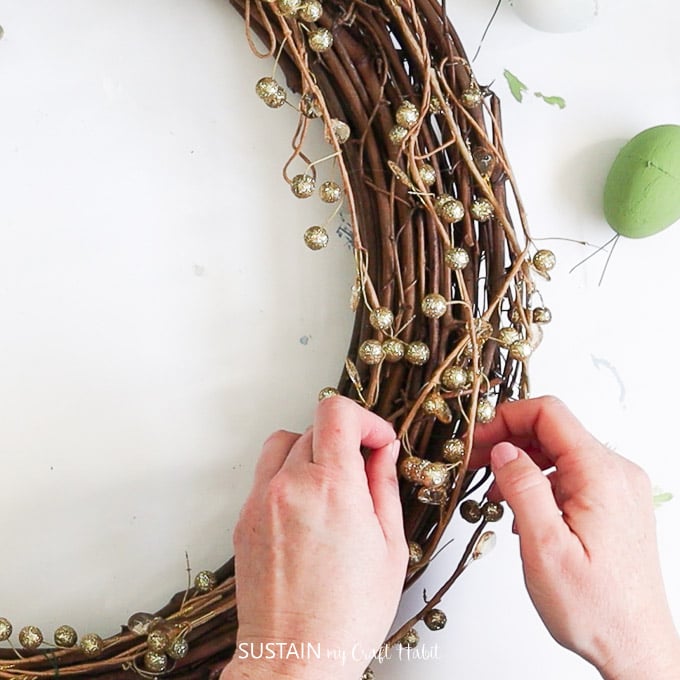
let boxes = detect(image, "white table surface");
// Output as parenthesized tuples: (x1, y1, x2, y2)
(0, 1, 677, 678)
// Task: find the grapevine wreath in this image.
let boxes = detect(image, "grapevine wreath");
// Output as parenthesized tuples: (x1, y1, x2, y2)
(0, 0, 554, 677)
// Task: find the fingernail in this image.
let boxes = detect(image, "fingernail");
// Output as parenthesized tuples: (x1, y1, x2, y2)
(391, 439, 401, 462)
(491, 442, 519, 469)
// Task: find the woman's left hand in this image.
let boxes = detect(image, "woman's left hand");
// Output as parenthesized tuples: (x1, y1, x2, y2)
(222, 395, 407, 680)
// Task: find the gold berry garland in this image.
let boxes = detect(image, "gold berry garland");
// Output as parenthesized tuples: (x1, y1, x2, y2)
(0, 0, 554, 677)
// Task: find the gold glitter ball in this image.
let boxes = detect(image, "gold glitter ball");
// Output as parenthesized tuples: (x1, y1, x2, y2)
(144, 650, 169, 673)
(147, 628, 170, 653)
(533, 249, 556, 274)
(0, 618, 12, 642)
(127, 612, 157, 636)
(291, 173, 315, 198)
(418, 163, 437, 187)
(421, 293, 447, 319)
(438, 197, 465, 223)
(473, 147, 496, 175)
(433, 193, 454, 214)
(276, 0, 302, 15)
(422, 393, 447, 417)
(461, 84, 483, 108)
(319, 180, 342, 203)
(19, 626, 43, 649)
(460, 499, 482, 523)
(255, 77, 286, 108)
(405, 341, 430, 366)
(532, 307, 552, 324)
(417, 485, 449, 505)
(308, 27, 333, 52)
(424, 609, 447, 631)
(369, 306, 394, 331)
(470, 198, 494, 221)
(508, 306, 523, 324)
(395, 101, 419, 129)
(399, 455, 427, 482)
(358, 339, 385, 365)
(476, 398, 496, 424)
(497, 326, 521, 348)
(303, 225, 329, 251)
(326, 118, 350, 144)
(442, 438, 465, 464)
(298, 0, 323, 21)
(318, 386, 339, 401)
(299, 92, 321, 118)
(400, 628, 420, 649)
(195, 570, 218, 593)
(482, 501, 505, 522)
(388, 124, 408, 145)
(418, 461, 451, 488)
(422, 394, 453, 423)
(408, 541, 424, 565)
(255, 76, 278, 99)
(509, 339, 533, 361)
(168, 636, 189, 660)
(429, 96, 444, 114)
(80, 633, 105, 657)
(444, 247, 470, 270)
(54, 625, 78, 648)
(382, 338, 406, 363)
(441, 365, 468, 391)
(362, 668, 375, 680)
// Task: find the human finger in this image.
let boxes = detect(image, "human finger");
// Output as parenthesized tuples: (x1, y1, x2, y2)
(470, 447, 554, 475)
(496, 468, 560, 500)
(279, 427, 314, 469)
(472, 396, 601, 469)
(365, 440, 407, 551)
(311, 396, 396, 470)
(252, 430, 301, 487)
(490, 442, 574, 549)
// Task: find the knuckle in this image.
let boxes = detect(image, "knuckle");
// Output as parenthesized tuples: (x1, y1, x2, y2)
(266, 474, 294, 507)
(262, 429, 298, 449)
(306, 463, 344, 498)
(537, 394, 568, 415)
(266, 471, 316, 514)
(509, 467, 551, 497)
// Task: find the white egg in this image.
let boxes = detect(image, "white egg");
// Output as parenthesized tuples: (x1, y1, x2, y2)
(510, 0, 598, 33)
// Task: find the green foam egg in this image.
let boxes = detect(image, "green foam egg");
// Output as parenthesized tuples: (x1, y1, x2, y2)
(603, 124, 680, 238)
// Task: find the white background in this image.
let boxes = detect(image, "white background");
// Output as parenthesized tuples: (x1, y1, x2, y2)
(0, 1, 678, 679)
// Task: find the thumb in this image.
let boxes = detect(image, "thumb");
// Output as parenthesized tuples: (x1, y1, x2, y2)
(490, 442, 566, 546)
(365, 440, 407, 553)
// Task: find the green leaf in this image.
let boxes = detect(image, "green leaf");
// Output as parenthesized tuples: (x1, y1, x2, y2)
(653, 490, 674, 508)
(503, 69, 528, 103)
(534, 92, 567, 109)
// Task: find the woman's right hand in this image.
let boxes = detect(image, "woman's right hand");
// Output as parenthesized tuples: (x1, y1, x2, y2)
(473, 396, 680, 680)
